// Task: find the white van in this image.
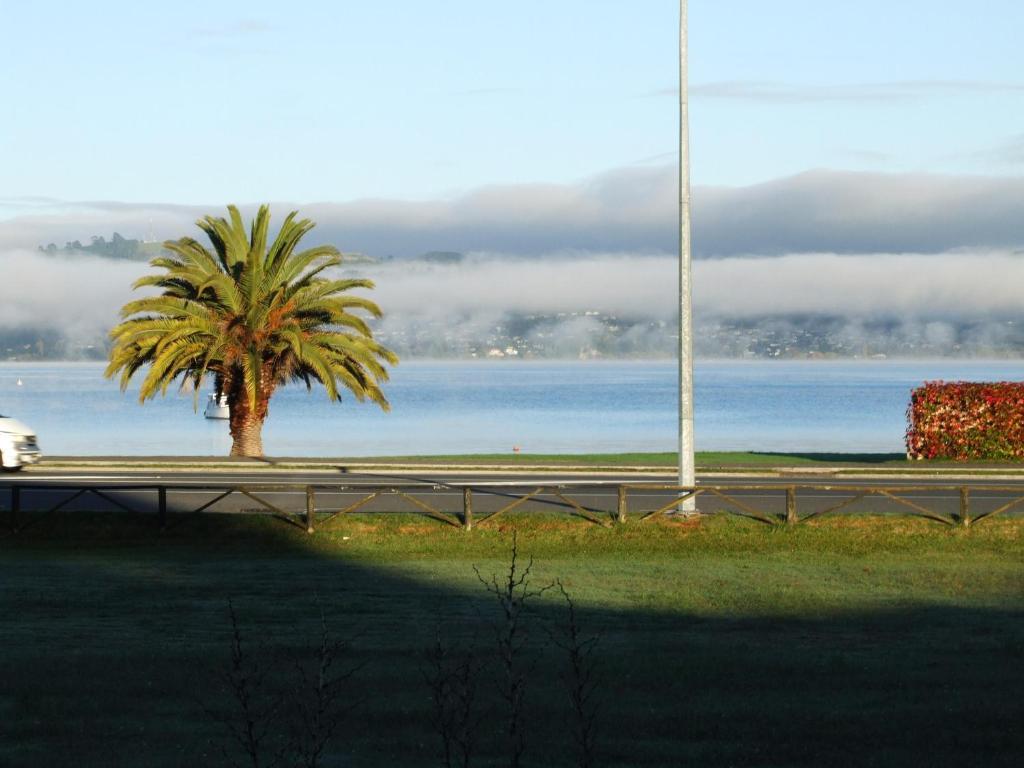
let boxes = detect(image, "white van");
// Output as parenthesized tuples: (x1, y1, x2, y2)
(0, 415, 41, 472)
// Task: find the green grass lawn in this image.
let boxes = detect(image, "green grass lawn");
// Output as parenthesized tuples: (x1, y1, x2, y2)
(1, 513, 1022, 767)
(286, 451, 1003, 468)
(42, 451, 1024, 471)
(309, 451, 911, 466)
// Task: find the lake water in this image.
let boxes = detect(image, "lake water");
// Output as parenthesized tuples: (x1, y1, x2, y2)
(1, 360, 1023, 456)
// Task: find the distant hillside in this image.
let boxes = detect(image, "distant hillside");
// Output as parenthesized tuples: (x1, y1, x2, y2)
(38, 233, 162, 261)
(339, 251, 381, 265)
(418, 250, 465, 264)
(39, 235, 387, 266)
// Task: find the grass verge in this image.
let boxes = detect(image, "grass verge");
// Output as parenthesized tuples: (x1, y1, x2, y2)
(1, 513, 1022, 767)
(37, 450, 1024, 472)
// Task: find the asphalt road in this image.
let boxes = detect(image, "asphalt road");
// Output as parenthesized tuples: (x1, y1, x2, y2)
(3, 468, 1024, 523)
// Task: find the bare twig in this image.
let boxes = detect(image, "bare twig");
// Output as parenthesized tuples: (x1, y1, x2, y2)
(473, 531, 551, 768)
(288, 594, 365, 768)
(203, 599, 286, 768)
(547, 581, 601, 768)
(423, 626, 480, 768)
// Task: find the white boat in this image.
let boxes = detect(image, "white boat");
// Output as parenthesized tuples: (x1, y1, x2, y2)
(204, 393, 229, 420)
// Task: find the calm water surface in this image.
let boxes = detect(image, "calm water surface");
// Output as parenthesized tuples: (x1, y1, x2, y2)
(1, 360, 1022, 456)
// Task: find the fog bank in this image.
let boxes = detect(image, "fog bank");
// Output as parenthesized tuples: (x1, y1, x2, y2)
(4, 166, 1024, 258)
(0, 249, 142, 341)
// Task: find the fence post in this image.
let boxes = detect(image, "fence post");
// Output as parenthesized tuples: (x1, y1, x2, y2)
(617, 485, 628, 523)
(306, 487, 316, 534)
(11, 485, 20, 532)
(785, 486, 798, 525)
(463, 487, 473, 531)
(959, 486, 971, 528)
(158, 487, 167, 531)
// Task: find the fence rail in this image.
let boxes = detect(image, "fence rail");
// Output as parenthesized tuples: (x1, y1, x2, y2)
(1, 481, 1022, 535)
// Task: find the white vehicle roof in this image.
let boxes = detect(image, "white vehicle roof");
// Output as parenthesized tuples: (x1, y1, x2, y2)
(0, 417, 34, 436)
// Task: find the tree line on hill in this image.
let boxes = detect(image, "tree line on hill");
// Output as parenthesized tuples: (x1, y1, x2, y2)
(38, 233, 161, 261)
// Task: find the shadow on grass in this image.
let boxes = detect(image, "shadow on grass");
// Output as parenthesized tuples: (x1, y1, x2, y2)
(747, 451, 1024, 467)
(0, 512, 1022, 768)
(748, 451, 908, 465)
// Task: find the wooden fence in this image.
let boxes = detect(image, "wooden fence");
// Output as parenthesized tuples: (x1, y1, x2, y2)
(1, 481, 1022, 536)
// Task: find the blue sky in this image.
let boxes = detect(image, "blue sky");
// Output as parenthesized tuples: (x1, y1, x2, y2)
(2, 0, 1022, 206)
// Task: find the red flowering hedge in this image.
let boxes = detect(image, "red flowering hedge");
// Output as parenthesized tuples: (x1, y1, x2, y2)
(906, 381, 1024, 460)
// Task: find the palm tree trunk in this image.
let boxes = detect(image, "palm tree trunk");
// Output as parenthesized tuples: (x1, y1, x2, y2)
(229, 396, 267, 458)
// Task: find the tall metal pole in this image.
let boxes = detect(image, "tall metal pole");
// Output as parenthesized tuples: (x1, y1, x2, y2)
(678, 0, 696, 512)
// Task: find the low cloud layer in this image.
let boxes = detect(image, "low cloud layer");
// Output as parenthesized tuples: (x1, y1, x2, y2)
(364, 250, 1024, 322)
(3, 164, 1024, 358)
(3, 166, 1024, 259)
(363, 251, 1024, 358)
(3, 247, 1024, 358)
(0, 249, 142, 341)
(693, 251, 1024, 319)
(365, 255, 672, 319)
(4, 246, 1024, 328)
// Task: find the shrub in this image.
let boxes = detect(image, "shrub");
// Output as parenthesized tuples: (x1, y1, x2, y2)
(906, 381, 1024, 460)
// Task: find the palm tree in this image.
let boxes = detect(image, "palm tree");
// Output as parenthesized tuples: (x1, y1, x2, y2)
(105, 205, 398, 457)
